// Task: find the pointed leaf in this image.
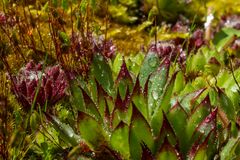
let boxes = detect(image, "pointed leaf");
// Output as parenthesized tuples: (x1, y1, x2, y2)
(174, 71, 185, 94)
(156, 138, 181, 160)
(129, 104, 154, 160)
(155, 112, 178, 149)
(195, 108, 217, 137)
(148, 59, 170, 116)
(132, 82, 149, 122)
(186, 96, 211, 142)
(81, 88, 101, 121)
(150, 108, 163, 136)
(139, 52, 160, 88)
(45, 113, 81, 146)
(92, 54, 114, 96)
(213, 27, 240, 52)
(218, 87, 236, 121)
(97, 81, 108, 118)
(179, 88, 206, 113)
(168, 102, 188, 155)
(77, 112, 106, 149)
(220, 133, 240, 160)
(116, 60, 133, 84)
(70, 80, 85, 112)
(116, 60, 134, 98)
(161, 72, 177, 112)
(188, 131, 213, 160)
(110, 122, 130, 159)
(112, 53, 123, 80)
(115, 87, 131, 112)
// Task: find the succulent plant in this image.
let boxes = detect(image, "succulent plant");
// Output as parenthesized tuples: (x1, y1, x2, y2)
(11, 60, 68, 109)
(44, 52, 239, 160)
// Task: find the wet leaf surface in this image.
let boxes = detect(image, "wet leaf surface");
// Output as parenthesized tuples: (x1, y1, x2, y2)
(129, 104, 154, 160)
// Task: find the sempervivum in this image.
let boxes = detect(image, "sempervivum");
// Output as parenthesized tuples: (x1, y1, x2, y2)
(94, 36, 117, 59)
(12, 60, 68, 109)
(148, 41, 186, 63)
(188, 29, 205, 52)
(219, 14, 240, 30)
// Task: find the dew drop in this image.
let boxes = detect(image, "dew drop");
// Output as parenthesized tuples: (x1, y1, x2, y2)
(152, 90, 158, 100)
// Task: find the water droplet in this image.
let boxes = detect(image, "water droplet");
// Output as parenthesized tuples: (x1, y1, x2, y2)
(152, 91, 158, 100)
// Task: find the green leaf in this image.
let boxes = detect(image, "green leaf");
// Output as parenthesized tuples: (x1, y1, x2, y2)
(45, 113, 81, 146)
(112, 53, 123, 80)
(77, 112, 106, 149)
(220, 133, 240, 160)
(96, 82, 108, 119)
(112, 96, 133, 127)
(187, 52, 206, 73)
(174, 71, 185, 94)
(139, 52, 160, 88)
(195, 108, 217, 138)
(148, 59, 170, 116)
(81, 88, 101, 121)
(115, 60, 133, 98)
(168, 103, 188, 155)
(161, 72, 177, 112)
(132, 79, 149, 121)
(92, 54, 114, 96)
(108, 4, 138, 24)
(179, 88, 206, 113)
(70, 80, 85, 112)
(129, 104, 154, 160)
(188, 134, 210, 160)
(218, 87, 236, 121)
(213, 27, 240, 52)
(110, 122, 130, 159)
(186, 96, 211, 141)
(155, 138, 180, 160)
(126, 52, 145, 75)
(155, 113, 178, 150)
(150, 107, 163, 136)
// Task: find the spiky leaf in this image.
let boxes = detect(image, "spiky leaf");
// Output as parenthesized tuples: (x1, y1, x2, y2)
(92, 54, 114, 96)
(110, 122, 130, 159)
(139, 52, 160, 88)
(45, 113, 81, 146)
(156, 138, 181, 160)
(148, 59, 170, 116)
(218, 87, 236, 121)
(77, 112, 106, 149)
(129, 104, 154, 160)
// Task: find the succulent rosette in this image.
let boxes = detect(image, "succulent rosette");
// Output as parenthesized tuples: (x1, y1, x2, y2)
(12, 60, 68, 109)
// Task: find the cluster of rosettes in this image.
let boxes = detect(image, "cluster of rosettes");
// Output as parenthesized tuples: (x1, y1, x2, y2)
(148, 40, 185, 63)
(71, 33, 116, 59)
(220, 14, 240, 30)
(148, 28, 205, 64)
(94, 37, 117, 59)
(12, 61, 68, 109)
